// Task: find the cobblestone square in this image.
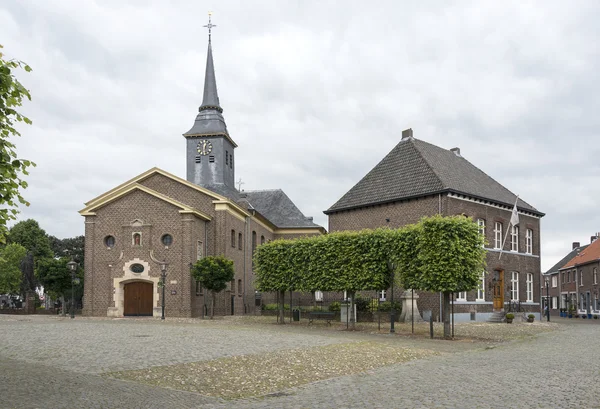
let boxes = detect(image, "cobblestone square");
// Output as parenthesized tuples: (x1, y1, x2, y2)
(0, 315, 597, 408)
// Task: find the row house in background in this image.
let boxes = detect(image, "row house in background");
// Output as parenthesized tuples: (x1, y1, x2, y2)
(542, 241, 589, 316)
(325, 129, 545, 322)
(552, 235, 600, 318)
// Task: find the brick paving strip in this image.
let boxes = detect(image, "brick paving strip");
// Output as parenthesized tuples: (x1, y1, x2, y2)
(104, 341, 438, 399)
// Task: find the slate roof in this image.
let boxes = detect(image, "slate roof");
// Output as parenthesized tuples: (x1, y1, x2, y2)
(242, 189, 321, 228)
(544, 244, 590, 275)
(325, 137, 543, 216)
(561, 239, 600, 270)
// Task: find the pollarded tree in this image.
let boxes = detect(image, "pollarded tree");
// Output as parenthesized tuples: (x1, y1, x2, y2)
(0, 243, 27, 295)
(0, 45, 35, 243)
(191, 256, 235, 319)
(254, 240, 300, 323)
(397, 215, 486, 339)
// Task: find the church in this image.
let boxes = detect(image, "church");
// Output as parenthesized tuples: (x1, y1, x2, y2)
(80, 25, 325, 318)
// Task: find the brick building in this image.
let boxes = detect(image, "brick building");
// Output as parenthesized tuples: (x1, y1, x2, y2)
(79, 31, 324, 318)
(325, 129, 545, 322)
(552, 235, 600, 318)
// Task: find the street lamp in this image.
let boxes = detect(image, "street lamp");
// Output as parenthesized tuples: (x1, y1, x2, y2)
(67, 260, 78, 319)
(160, 262, 168, 320)
(387, 260, 395, 333)
(545, 277, 550, 322)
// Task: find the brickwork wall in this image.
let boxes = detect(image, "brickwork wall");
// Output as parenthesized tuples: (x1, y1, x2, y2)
(83, 189, 208, 317)
(328, 195, 443, 232)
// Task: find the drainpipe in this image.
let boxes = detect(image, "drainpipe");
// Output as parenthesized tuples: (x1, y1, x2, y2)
(243, 215, 249, 314)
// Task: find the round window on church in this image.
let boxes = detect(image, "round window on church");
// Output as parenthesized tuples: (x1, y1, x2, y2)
(161, 234, 173, 246)
(104, 236, 115, 248)
(130, 263, 144, 274)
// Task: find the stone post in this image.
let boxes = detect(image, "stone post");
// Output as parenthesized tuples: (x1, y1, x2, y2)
(399, 290, 424, 323)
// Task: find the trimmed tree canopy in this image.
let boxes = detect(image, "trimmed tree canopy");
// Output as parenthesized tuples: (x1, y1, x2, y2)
(191, 256, 235, 293)
(398, 215, 486, 293)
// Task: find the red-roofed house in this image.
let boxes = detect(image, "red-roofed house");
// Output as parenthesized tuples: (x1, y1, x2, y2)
(557, 234, 600, 317)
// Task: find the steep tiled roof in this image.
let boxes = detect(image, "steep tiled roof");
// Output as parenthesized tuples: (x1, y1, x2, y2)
(325, 137, 543, 215)
(561, 239, 600, 269)
(243, 189, 321, 228)
(545, 244, 589, 275)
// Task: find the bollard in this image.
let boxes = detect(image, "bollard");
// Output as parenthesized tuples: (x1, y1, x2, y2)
(430, 314, 434, 339)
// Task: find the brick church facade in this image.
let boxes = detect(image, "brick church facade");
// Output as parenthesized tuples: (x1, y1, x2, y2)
(325, 129, 545, 321)
(80, 31, 324, 318)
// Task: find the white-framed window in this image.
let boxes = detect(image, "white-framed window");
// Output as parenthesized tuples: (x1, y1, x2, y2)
(594, 268, 598, 285)
(456, 292, 467, 301)
(477, 219, 485, 239)
(494, 222, 503, 249)
(526, 229, 533, 254)
(511, 271, 519, 301)
(476, 271, 486, 301)
(580, 270, 583, 286)
(511, 225, 519, 252)
(379, 290, 387, 301)
(552, 296, 558, 309)
(526, 273, 533, 302)
(552, 275, 557, 288)
(314, 290, 323, 302)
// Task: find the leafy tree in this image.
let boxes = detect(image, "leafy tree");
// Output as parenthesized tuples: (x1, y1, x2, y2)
(397, 215, 486, 339)
(7, 219, 53, 261)
(191, 256, 235, 319)
(0, 45, 35, 243)
(36, 257, 83, 303)
(49, 235, 84, 264)
(0, 243, 27, 295)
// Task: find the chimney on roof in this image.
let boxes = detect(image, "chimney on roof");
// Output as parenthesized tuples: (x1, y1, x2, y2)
(591, 236, 598, 243)
(401, 128, 413, 140)
(307, 216, 313, 221)
(573, 242, 581, 250)
(450, 147, 461, 157)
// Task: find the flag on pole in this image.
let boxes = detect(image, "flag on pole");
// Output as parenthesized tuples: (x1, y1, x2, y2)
(499, 195, 519, 260)
(510, 197, 519, 227)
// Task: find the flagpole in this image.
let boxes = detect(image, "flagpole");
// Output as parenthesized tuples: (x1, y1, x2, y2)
(499, 195, 519, 260)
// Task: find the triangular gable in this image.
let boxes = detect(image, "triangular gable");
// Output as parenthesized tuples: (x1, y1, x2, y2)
(79, 183, 211, 221)
(84, 167, 226, 208)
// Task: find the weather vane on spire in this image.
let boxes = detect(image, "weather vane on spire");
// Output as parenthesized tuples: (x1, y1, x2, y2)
(204, 11, 217, 43)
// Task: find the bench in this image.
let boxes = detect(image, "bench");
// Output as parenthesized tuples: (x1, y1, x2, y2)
(308, 311, 335, 326)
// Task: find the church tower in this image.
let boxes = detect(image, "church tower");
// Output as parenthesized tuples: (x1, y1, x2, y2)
(183, 15, 237, 195)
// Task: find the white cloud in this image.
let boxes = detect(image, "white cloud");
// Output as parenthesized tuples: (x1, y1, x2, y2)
(2, 0, 599, 271)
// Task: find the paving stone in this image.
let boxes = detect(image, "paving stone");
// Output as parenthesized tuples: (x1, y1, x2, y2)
(0, 315, 597, 408)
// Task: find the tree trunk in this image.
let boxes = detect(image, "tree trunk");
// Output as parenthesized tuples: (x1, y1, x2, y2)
(278, 290, 285, 324)
(211, 291, 215, 319)
(443, 291, 451, 339)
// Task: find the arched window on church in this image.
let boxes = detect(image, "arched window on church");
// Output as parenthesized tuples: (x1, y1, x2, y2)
(133, 233, 141, 246)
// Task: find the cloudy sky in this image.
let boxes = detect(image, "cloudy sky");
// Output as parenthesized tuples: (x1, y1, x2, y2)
(1, 0, 599, 271)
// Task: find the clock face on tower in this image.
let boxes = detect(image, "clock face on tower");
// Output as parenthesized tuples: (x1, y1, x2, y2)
(196, 140, 213, 156)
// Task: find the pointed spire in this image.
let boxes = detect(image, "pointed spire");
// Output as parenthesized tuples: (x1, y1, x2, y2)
(183, 12, 234, 142)
(200, 41, 221, 112)
(200, 12, 221, 112)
